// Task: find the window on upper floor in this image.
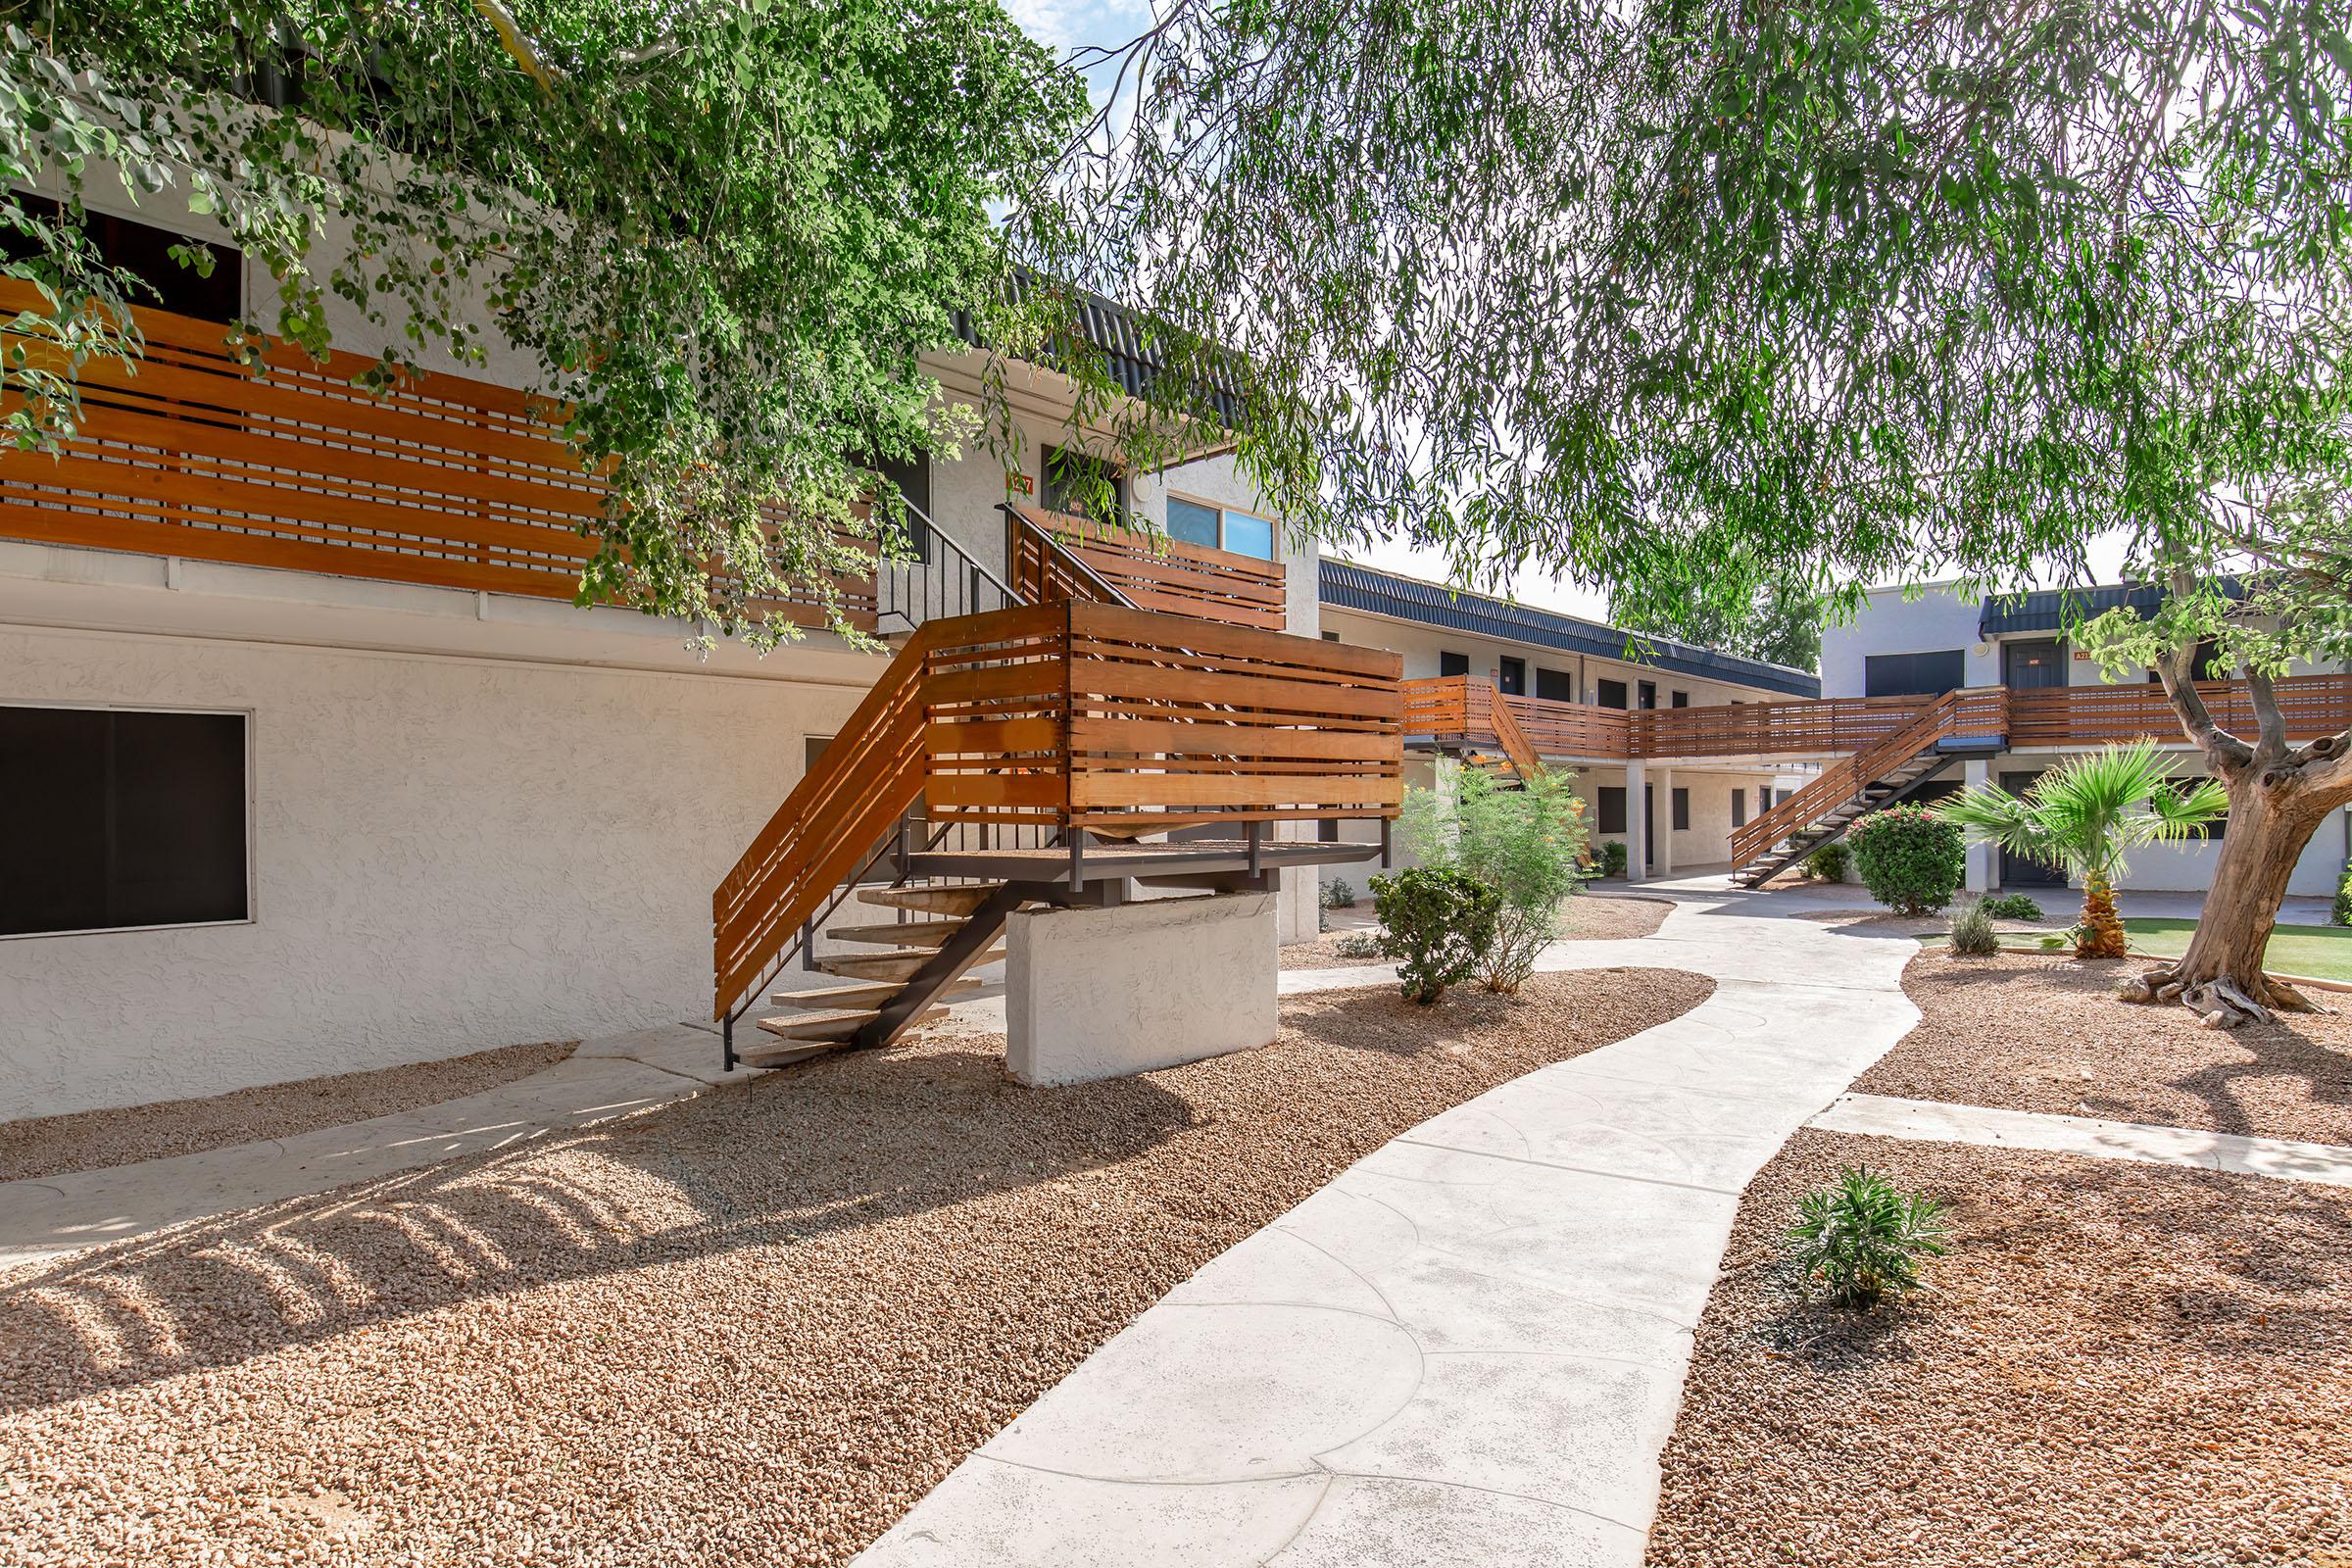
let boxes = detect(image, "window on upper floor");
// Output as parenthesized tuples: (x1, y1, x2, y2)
(1865, 650, 1966, 698)
(2147, 639, 2228, 683)
(862, 450, 930, 563)
(4, 196, 242, 323)
(1596, 678, 1628, 710)
(1165, 494, 1276, 560)
(1440, 651, 1471, 677)
(1536, 666, 1573, 703)
(1670, 690, 1689, 708)
(1, 705, 250, 938)
(1043, 446, 1127, 525)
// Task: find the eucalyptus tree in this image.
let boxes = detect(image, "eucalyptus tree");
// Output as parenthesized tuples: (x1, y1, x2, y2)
(2, 0, 1084, 645)
(1022, 0, 2352, 1021)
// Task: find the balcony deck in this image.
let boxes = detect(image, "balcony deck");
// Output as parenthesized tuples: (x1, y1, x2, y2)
(1402, 673, 2352, 763)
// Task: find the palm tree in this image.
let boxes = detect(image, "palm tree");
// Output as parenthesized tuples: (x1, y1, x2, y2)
(1939, 740, 2228, 959)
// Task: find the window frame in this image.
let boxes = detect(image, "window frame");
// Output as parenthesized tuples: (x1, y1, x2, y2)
(1865, 649, 1967, 699)
(0, 700, 257, 941)
(1595, 678, 1629, 710)
(1161, 489, 1279, 561)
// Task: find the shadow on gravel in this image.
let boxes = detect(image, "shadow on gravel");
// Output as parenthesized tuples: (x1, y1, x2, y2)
(0, 1042, 1194, 1415)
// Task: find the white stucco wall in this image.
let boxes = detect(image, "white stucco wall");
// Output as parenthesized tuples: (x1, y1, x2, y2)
(0, 620, 869, 1120)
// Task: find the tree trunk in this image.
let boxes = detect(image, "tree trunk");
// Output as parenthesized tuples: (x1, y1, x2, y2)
(2119, 773, 2336, 1026)
(2077, 872, 2127, 959)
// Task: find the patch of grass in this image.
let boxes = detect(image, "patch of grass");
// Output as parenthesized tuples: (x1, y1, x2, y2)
(2119, 917, 2352, 981)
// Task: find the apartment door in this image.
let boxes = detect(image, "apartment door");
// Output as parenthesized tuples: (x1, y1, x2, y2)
(1999, 769, 2069, 886)
(1497, 657, 1527, 696)
(2004, 640, 2065, 689)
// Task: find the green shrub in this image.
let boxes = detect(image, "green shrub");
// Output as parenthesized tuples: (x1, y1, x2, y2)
(2335, 860, 2352, 928)
(1788, 1165, 1952, 1308)
(1398, 769, 1590, 994)
(1323, 877, 1358, 909)
(1980, 892, 2044, 922)
(1369, 865, 1500, 1004)
(1847, 804, 1966, 915)
(1597, 839, 1629, 878)
(1947, 899, 2000, 956)
(1801, 842, 1850, 882)
(1332, 930, 1385, 959)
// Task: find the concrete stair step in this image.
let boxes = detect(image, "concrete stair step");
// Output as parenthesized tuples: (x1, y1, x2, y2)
(826, 919, 965, 949)
(859, 883, 1004, 916)
(820, 945, 1006, 982)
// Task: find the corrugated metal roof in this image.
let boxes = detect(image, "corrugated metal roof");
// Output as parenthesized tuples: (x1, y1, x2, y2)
(1977, 578, 2244, 636)
(953, 271, 1248, 427)
(1320, 560, 1822, 699)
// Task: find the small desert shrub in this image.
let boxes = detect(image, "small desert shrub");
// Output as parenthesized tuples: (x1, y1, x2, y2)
(1331, 930, 1386, 959)
(1947, 899, 2000, 956)
(1788, 1165, 1951, 1308)
(1847, 804, 1966, 915)
(1980, 892, 2044, 922)
(1801, 842, 1850, 882)
(1399, 767, 1591, 994)
(1370, 865, 1499, 1004)
(2335, 861, 2352, 928)
(1597, 839, 1629, 878)
(1323, 877, 1358, 909)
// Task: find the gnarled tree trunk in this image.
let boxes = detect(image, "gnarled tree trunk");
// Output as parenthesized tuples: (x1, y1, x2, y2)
(2117, 608, 2352, 1027)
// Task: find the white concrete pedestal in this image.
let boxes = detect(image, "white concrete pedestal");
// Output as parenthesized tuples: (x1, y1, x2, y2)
(1004, 893, 1279, 1087)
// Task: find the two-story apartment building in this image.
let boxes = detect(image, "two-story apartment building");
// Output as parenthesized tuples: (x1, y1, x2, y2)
(1318, 561, 1820, 877)
(0, 188, 1385, 1120)
(1821, 581, 2352, 897)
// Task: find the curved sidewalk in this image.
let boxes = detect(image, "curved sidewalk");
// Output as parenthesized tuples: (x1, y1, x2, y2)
(858, 881, 1922, 1567)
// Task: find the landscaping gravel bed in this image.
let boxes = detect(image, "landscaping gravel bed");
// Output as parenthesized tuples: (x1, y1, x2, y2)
(1857, 951, 2352, 1147)
(1648, 1126, 2352, 1568)
(1278, 893, 1673, 970)
(0, 1040, 577, 1181)
(0, 967, 1710, 1568)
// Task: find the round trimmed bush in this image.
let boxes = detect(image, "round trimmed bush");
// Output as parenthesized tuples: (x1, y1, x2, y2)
(1846, 804, 1966, 915)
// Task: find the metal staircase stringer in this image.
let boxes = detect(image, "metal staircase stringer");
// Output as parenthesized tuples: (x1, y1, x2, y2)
(853, 883, 1029, 1051)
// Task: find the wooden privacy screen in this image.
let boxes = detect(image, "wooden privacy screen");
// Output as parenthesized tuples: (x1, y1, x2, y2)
(925, 600, 1403, 833)
(1631, 693, 1936, 758)
(0, 284, 876, 628)
(1007, 505, 1287, 629)
(2006, 675, 2352, 750)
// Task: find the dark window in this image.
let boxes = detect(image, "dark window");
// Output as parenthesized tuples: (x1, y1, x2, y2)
(1321, 630, 1341, 642)
(1670, 690, 1690, 708)
(1596, 679, 1628, 710)
(1731, 789, 1746, 827)
(866, 450, 930, 562)
(1, 707, 248, 937)
(1041, 445, 1126, 523)
(2149, 639, 2228, 684)
(1638, 680, 1658, 710)
(1318, 817, 1342, 843)
(1497, 657, 1526, 696)
(4, 196, 242, 323)
(1596, 787, 1627, 835)
(1535, 666, 1573, 703)
(1672, 788, 1690, 831)
(1439, 651, 1471, 678)
(1864, 650, 1967, 698)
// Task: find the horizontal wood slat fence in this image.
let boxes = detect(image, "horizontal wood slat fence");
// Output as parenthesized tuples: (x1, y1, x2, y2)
(1007, 505, 1286, 629)
(1401, 673, 2351, 763)
(715, 600, 1402, 1016)
(0, 284, 877, 628)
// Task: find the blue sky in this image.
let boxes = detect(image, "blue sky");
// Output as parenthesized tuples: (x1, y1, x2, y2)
(1005, 2, 2132, 622)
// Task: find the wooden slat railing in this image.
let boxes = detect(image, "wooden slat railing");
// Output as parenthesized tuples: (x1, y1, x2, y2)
(1500, 690, 1633, 759)
(1485, 687, 1546, 779)
(1630, 693, 1936, 758)
(0, 284, 878, 629)
(1007, 504, 1286, 629)
(1729, 687, 2009, 865)
(2007, 675, 2352, 749)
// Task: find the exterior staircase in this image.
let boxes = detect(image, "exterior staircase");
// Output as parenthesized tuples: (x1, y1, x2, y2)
(1729, 687, 2007, 889)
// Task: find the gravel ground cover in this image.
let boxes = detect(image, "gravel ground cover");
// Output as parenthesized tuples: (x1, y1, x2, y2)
(0, 1041, 577, 1182)
(0, 967, 1710, 1568)
(1648, 1127, 2352, 1568)
(1857, 952, 2352, 1147)
(1278, 893, 1673, 970)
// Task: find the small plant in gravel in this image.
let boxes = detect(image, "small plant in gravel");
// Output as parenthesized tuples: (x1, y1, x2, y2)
(1788, 1165, 1952, 1308)
(1947, 899, 2001, 956)
(1980, 893, 2044, 922)
(1323, 877, 1358, 909)
(1370, 865, 1500, 1004)
(1800, 842, 1850, 882)
(1332, 930, 1385, 959)
(2335, 860, 2352, 928)
(1847, 804, 1967, 915)
(1596, 838, 1629, 878)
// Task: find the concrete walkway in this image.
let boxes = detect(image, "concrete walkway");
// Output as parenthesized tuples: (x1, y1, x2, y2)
(1814, 1092, 2352, 1189)
(857, 877, 1924, 1568)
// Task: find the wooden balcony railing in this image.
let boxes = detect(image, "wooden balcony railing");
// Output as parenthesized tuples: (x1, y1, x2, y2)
(0, 285, 879, 629)
(1400, 672, 2351, 763)
(1007, 504, 1287, 630)
(1729, 687, 2010, 865)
